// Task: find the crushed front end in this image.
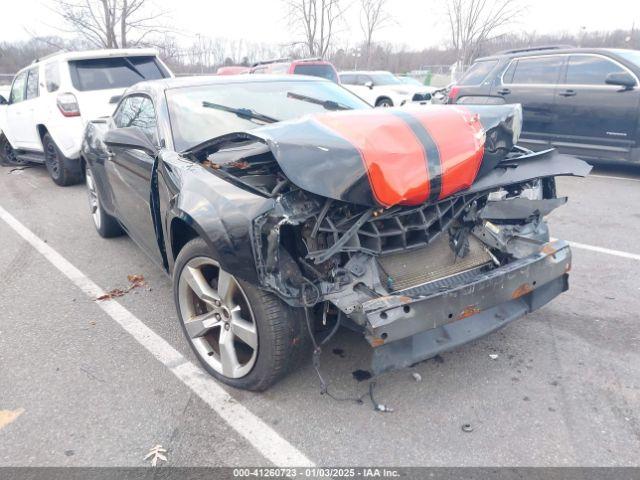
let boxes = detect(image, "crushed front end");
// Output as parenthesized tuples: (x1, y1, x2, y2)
(190, 105, 591, 375)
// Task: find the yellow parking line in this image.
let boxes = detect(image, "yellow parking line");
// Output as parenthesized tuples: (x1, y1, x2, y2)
(0, 408, 25, 431)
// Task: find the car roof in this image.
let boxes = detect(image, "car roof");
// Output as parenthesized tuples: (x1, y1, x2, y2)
(475, 47, 638, 62)
(14, 48, 160, 74)
(126, 73, 331, 94)
(339, 70, 394, 75)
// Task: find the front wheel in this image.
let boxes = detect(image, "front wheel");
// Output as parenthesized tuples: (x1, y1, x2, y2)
(375, 97, 393, 108)
(85, 164, 123, 238)
(174, 237, 309, 391)
(43, 133, 83, 186)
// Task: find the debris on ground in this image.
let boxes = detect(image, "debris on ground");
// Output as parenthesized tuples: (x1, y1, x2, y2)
(332, 348, 345, 358)
(461, 423, 474, 433)
(96, 274, 146, 301)
(368, 382, 394, 413)
(411, 372, 422, 382)
(352, 369, 372, 382)
(0, 408, 25, 430)
(8, 166, 32, 175)
(144, 444, 167, 467)
(489, 353, 499, 360)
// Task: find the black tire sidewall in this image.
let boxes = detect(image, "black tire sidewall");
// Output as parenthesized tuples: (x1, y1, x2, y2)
(376, 98, 393, 107)
(173, 237, 304, 391)
(43, 133, 82, 186)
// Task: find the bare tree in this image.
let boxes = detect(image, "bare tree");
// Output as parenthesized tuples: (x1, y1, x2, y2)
(445, 0, 524, 68)
(285, 0, 344, 57)
(360, 0, 392, 67)
(54, 0, 167, 49)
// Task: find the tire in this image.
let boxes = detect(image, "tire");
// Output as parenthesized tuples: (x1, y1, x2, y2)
(0, 134, 24, 167)
(85, 163, 123, 238)
(43, 133, 83, 186)
(173, 237, 309, 391)
(376, 97, 393, 108)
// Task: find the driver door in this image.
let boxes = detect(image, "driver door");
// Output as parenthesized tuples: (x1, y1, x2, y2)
(106, 94, 164, 265)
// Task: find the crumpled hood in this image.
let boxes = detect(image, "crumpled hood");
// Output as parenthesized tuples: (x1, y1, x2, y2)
(245, 104, 522, 208)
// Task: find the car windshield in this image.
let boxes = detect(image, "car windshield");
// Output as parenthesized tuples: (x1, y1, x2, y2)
(68, 56, 168, 91)
(612, 49, 640, 68)
(370, 73, 403, 85)
(293, 64, 339, 83)
(167, 79, 371, 151)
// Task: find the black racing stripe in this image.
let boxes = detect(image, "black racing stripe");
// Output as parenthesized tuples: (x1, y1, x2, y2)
(392, 110, 442, 202)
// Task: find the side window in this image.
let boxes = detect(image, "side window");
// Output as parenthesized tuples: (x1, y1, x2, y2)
(340, 74, 356, 85)
(459, 60, 498, 85)
(9, 71, 27, 104)
(45, 62, 61, 92)
(25, 68, 39, 100)
(566, 55, 627, 85)
(507, 56, 563, 85)
(114, 95, 158, 142)
(357, 75, 372, 85)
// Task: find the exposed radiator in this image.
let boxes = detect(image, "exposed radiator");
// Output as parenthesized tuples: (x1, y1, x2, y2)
(377, 234, 492, 292)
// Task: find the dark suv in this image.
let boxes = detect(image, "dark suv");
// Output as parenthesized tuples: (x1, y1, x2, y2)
(450, 47, 640, 163)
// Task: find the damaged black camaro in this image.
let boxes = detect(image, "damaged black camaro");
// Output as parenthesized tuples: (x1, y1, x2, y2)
(81, 75, 591, 391)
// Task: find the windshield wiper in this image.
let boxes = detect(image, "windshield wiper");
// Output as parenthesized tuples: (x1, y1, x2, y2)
(286, 92, 353, 111)
(123, 57, 145, 79)
(202, 101, 280, 124)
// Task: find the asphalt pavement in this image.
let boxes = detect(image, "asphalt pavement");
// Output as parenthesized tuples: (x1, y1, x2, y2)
(0, 161, 639, 467)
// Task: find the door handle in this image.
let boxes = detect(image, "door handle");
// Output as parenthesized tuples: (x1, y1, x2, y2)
(559, 89, 577, 97)
(497, 88, 511, 95)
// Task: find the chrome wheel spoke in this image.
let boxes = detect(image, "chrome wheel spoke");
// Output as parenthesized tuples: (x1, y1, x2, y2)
(231, 315, 257, 349)
(184, 311, 222, 338)
(219, 327, 240, 377)
(183, 265, 220, 305)
(217, 269, 234, 305)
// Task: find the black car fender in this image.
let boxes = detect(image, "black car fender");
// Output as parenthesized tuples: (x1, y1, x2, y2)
(157, 153, 275, 284)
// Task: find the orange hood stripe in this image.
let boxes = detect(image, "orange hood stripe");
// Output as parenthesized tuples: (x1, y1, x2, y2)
(313, 107, 485, 207)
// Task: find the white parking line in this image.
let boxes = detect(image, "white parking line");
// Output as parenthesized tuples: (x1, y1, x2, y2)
(0, 205, 313, 468)
(562, 239, 640, 262)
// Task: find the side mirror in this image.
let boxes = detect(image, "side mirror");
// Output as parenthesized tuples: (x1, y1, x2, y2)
(364, 81, 374, 89)
(104, 127, 157, 156)
(605, 72, 636, 89)
(0, 95, 7, 105)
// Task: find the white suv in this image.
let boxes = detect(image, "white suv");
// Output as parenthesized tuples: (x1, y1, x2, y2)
(339, 71, 436, 108)
(0, 49, 173, 185)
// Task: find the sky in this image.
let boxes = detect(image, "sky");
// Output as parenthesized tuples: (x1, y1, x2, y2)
(1, 0, 639, 49)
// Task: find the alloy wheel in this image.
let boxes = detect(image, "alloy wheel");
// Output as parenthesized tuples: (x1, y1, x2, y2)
(85, 168, 101, 230)
(178, 257, 258, 379)
(45, 141, 61, 178)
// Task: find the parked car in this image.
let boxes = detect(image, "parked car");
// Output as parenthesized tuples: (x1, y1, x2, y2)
(449, 46, 640, 163)
(0, 87, 9, 103)
(216, 66, 250, 75)
(397, 76, 424, 86)
(0, 48, 173, 183)
(81, 74, 589, 391)
(250, 58, 339, 83)
(339, 70, 436, 107)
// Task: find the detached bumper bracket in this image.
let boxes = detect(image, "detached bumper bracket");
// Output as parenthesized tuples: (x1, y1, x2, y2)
(370, 274, 568, 375)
